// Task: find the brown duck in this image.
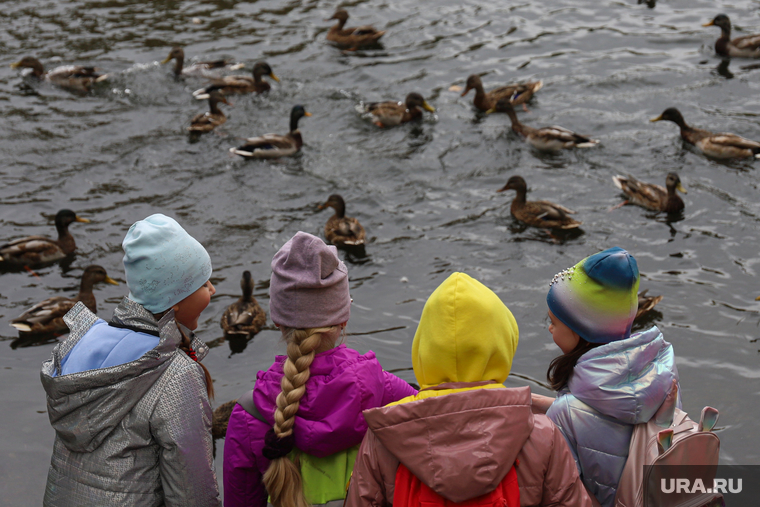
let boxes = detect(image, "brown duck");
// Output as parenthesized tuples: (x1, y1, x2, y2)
(11, 56, 108, 92)
(231, 105, 310, 158)
(10, 265, 118, 337)
(318, 195, 366, 246)
(326, 10, 385, 49)
(636, 290, 663, 321)
(161, 47, 244, 78)
(188, 91, 230, 133)
(461, 74, 543, 112)
(0, 209, 90, 269)
(193, 62, 279, 97)
(366, 93, 436, 128)
(220, 271, 266, 339)
(612, 172, 687, 213)
(703, 14, 760, 59)
(497, 176, 581, 229)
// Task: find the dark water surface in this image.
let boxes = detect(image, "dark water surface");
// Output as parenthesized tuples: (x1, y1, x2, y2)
(2, 0, 760, 503)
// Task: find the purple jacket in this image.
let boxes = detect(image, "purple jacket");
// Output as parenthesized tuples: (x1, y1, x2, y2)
(223, 344, 417, 507)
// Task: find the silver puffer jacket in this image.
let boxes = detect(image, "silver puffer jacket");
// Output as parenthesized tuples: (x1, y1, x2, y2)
(546, 326, 679, 507)
(40, 297, 222, 507)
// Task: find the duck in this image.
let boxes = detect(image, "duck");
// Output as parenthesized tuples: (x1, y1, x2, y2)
(10, 265, 118, 337)
(161, 47, 244, 78)
(488, 98, 599, 150)
(612, 172, 687, 213)
(212, 400, 237, 439)
(192, 61, 279, 97)
(325, 10, 385, 49)
(636, 290, 663, 321)
(10, 56, 108, 92)
(651, 108, 760, 159)
(318, 195, 366, 246)
(461, 74, 543, 112)
(703, 14, 760, 59)
(230, 105, 311, 158)
(0, 210, 90, 269)
(188, 91, 230, 133)
(497, 176, 581, 229)
(366, 93, 435, 128)
(220, 271, 266, 339)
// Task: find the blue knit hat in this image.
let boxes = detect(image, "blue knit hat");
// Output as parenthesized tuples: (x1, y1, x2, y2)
(122, 214, 212, 313)
(546, 247, 639, 344)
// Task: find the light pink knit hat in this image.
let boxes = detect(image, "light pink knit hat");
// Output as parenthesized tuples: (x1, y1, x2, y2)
(269, 231, 351, 328)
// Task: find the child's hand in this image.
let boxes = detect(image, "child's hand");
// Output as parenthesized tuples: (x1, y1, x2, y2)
(531, 393, 555, 414)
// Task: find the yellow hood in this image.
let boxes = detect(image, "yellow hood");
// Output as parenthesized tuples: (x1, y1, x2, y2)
(412, 273, 519, 389)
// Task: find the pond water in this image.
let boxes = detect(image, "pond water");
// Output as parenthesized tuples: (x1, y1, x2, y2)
(1, 0, 759, 503)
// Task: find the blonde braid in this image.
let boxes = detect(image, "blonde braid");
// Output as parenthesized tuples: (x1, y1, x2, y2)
(263, 326, 337, 507)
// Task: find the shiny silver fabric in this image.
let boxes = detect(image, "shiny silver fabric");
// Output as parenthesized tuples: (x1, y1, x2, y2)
(40, 297, 221, 506)
(546, 326, 679, 507)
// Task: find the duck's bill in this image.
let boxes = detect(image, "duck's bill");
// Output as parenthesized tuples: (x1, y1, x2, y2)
(160, 56, 172, 64)
(756, 295, 760, 301)
(422, 101, 436, 113)
(270, 73, 280, 82)
(10, 61, 22, 69)
(486, 107, 497, 114)
(677, 183, 687, 194)
(75, 216, 91, 223)
(304, 112, 312, 117)
(702, 20, 714, 27)
(650, 115, 663, 122)
(104, 276, 119, 286)
(460, 86, 472, 97)
(496, 185, 509, 192)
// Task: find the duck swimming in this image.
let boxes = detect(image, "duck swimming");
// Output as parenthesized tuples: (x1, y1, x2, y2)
(188, 91, 230, 133)
(461, 74, 543, 112)
(230, 105, 311, 158)
(497, 176, 581, 229)
(703, 14, 760, 59)
(612, 172, 687, 213)
(192, 61, 279, 97)
(10, 56, 108, 93)
(366, 93, 435, 128)
(0, 210, 90, 269)
(10, 265, 118, 337)
(161, 47, 244, 78)
(325, 10, 385, 49)
(318, 194, 366, 246)
(488, 98, 599, 150)
(220, 271, 266, 339)
(651, 107, 760, 159)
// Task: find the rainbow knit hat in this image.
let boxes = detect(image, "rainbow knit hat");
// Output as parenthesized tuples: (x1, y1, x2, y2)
(546, 247, 640, 344)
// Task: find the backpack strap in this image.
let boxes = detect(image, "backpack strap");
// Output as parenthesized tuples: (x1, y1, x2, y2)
(236, 389, 268, 424)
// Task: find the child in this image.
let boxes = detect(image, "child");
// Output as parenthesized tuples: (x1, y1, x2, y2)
(40, 213, 221, 506)
(535, 247, 679, 507)
(223, 231, 417, 507)
(345, 272, 592, 507)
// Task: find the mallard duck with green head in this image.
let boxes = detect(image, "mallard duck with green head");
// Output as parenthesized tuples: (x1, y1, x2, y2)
(612, 172, 687, 213)
(193, 62, 279, 97)
(366, 93, 435, 128)
(488, 99, 599, 150)
(10, 265, 118, 337)
(325, 10, 385, 49)
(161, 47, 244, 77)
(703, 14, 760, 59)
(0, 210, 90, 269)
(318, 194, 366, 246)
(461, 74, 543, 112)
(651, 108, 760, 159)
(220, 271, 266, 339)
(498, 176, 581, 229)
(230, 105, 311, 158)
(188, 91, 230, 133)
(10, 56, 108, 92)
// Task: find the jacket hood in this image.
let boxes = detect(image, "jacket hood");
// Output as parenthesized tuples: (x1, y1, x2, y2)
(412, 273, 518, 389)
(567, 326, 678, 424)
(363, 386, 533, 503)
(40, 298, 204, 453)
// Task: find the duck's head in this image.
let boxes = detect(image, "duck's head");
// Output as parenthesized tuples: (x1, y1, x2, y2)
(665, 173, 687, 194)
(703, 14, 731, 34)
(497, 176, 527, 194)
(650, 107, 686, 127)
(327, 9, 349, 23)
(253, 61, 279, 82)
(290, 104, 311, 131)
(161, 47, 184, 64)
(318, 194, 346, 213)
(55, 209, 90, 229)
(82, 265, 119, 286)
(241, 270, 254, 297)
(461, 74, 483, 97)
(486, 97, 514, 114)
(10, 56, 43, 71)
(406, 93, 435, 112)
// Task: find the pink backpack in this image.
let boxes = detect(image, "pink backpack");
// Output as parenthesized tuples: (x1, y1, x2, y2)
(614, 381, 722, 507)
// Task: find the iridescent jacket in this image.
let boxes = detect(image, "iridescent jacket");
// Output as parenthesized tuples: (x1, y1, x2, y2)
(546, 326, 679, 507)
(40, 298, 222, 507)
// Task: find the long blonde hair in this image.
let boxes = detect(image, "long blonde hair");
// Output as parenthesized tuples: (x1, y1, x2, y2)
(263, 326, 340, 507)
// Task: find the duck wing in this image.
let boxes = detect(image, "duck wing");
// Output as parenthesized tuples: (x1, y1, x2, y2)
(11, 296, 74, 332)
(188, 112, 226, 132)
(532, 200, 576, 218)
(0, 236, 65, 265)
(193, 76, 256, 96)
(221, 300, 266, 335)
(710, 133, 760, 150)
(612, 175, 666, 209)
(231, 133, 298, 158)
(732, 33, 760, 51)
(367, 101, 405, 127)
